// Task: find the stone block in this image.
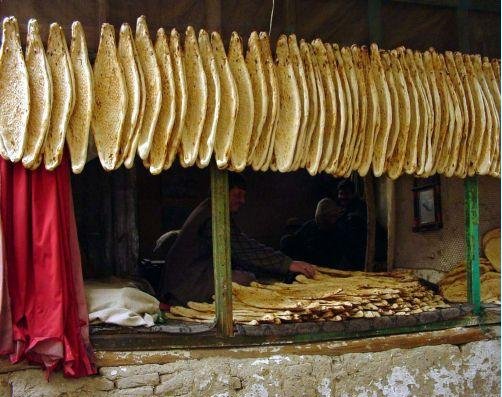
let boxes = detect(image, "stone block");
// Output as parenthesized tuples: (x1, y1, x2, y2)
(116, 373, 160, 389)
(108, 385, 154, 397)
(156, 370, 193, 395)
(100, 365, 162, 380)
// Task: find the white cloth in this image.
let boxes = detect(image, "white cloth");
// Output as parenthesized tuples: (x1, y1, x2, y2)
(85, 280, 159, 327)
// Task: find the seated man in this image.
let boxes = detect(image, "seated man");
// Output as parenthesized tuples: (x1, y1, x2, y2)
(280, 179, 367, 270)
(159, 173, 316, 305)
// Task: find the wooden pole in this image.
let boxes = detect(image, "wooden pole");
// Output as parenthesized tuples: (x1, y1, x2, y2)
(386, 177, 396, 271)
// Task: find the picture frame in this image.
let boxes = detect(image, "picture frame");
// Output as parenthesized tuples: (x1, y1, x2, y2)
(412, 175, 443, 232)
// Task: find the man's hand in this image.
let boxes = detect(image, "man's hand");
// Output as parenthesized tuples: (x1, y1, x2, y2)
(289, 261, 316, 278)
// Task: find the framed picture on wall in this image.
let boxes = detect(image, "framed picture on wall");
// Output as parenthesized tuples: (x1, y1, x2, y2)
(412, 176, 443, 232)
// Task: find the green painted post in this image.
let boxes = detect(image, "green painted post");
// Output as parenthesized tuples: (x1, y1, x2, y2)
(211, 163, 234, 337)
(464, 177, 482, 314)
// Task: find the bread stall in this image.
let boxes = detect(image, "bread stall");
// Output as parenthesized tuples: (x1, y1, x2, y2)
(0, 1, 500, 396)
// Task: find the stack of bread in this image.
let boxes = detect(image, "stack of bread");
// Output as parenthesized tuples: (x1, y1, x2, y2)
(0, 15, 500, 177)
(166, 266, 450, 325)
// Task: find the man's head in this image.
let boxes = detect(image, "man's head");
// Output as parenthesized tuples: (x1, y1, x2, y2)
(228, 173, 247, 213)
(337, 179, 356, 208)
(315, 198, 343, 230)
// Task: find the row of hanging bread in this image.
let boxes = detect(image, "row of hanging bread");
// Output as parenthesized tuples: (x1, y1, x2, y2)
(0, 15, 500, 177)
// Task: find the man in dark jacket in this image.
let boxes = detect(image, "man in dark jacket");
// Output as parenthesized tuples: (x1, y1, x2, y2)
(280, 179, 367, 270)
(159, 174, 316, 305)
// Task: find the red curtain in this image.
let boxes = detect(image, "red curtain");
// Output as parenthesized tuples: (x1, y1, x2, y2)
(0, 154, 95, 378)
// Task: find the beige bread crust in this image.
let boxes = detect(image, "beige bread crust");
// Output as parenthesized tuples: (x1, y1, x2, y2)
(44, 22, 75, 170)
(179, 26, 207, 168)
(196, 29, 220, 168)
(351, 46, 368, 172)
(67, 21, 92, 174)
(357, 46, 379, 177)
(163, 29, 188, 170)
(246, 31, 268, 164)
(273, 35, 301, 172)
(91, 23, 127, 171)
(116, 23, 142, 169)
(387, 50, 411, 179)
(305, 42, 325, 176)
(370, 44, 392, 177)
(211, 31, 238, 169)
(288, 34, 309, 171)
(228, 32, 254, 172)
(298, 40, 319, 170)
(135, 16, 162, 161)
(252, 32, 279, 171)
(148, 28, 176, 174)
(312, 40, 336, 173)
(0, 17, 30, 162)
(22, 18, 52, 169)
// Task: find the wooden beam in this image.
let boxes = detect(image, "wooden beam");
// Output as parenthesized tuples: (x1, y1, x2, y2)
(391, 0, 499, 13)
(285, 0, 297, 34)
(364, 174, 376, 272)
(368, 0, 383, 45)
(210, 164, 233, 337)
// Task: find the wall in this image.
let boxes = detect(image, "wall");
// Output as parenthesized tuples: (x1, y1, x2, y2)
(0, 339, 499, 397)
(391, 175, 500, 272)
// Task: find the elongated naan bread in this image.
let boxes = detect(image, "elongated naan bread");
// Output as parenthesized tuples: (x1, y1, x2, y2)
(351, 46, 368, 172)
(91, 23, 127, 171)
(196, 29, 220, 168)
(22, 19, 52, 169)
(228, 32, 254, 172)
(0, 17, 29, 162)
(163, 29, 187, 170)
(179, 26, 207, 168)
(44, 22, 75, 170)
(212, 31, 237, 169)
(67, 21, 92, 174)
(246, 31, 268, 163)
(148, 28, 176, 174)
(274, 35, 301, 172)
(135, 16, 162, 161)
(117, 23, 142, 169)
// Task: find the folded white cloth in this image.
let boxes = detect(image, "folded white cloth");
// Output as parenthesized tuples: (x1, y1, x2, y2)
(85, 280, 159, 327)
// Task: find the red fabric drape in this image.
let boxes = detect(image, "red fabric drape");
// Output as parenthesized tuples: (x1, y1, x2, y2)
(0, 154, 95, 378)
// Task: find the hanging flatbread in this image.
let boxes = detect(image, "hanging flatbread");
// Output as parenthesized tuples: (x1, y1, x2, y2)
(91, 23, 127, 171)
(148, 28, 176, 175)
(22, 19, 52, 169)
(251, 32, 278, 171)
(66, 21, 92, 174)
(163, 29, 187, 170)
(44, 22, 75, 170)
(179, 26, 207, 168)
(196, 29, 220, 168)
(116, 23, 142, 169)
(491, 59, 500, 85)
(312, 39, 336, 173)
(351, 46, 368, 173)
(274, 34, 301, 172)
(357, 46, 379, 177)
(298, 40, 319, 170)
(0, 17, 29, 162)
(386, 50, 411, 179)
(228, 32, 253, 172)
(245, 31, 268, 164)
(135, 16, 162, 161)
(288, 34, 309, 171)
(211, 31, 237, 169)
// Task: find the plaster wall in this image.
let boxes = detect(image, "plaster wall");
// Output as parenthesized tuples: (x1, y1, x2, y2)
(0, 340, 499, 397)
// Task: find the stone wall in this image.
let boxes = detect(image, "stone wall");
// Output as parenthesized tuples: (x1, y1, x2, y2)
(0, 339, 499, 397)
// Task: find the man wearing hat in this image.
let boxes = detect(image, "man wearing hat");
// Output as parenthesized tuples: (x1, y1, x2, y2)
(159, 173, 316, 306)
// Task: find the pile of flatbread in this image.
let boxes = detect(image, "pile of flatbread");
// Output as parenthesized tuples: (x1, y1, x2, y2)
(483, 228, 500, 272)
(166, 266, 450, 325)
(439, 258, 500, 304)
(1, 15, 500, 177)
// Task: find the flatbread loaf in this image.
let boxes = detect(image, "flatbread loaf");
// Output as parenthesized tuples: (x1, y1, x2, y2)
(116, 23, 142, 169)
(211, 31, 237, 169)
(228, 32, 254, 172)
(351, 46, 368, 172)
(179, 26, 207, 168)
(135, 16, 162, 161)
(44, 22, 75, 170)
(22, 19, 52, 169)
(67, 21, 92, 174)
(91, 23, 127, 171)
(196, 29, 220, 168)
(163, 29, 187, 170)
